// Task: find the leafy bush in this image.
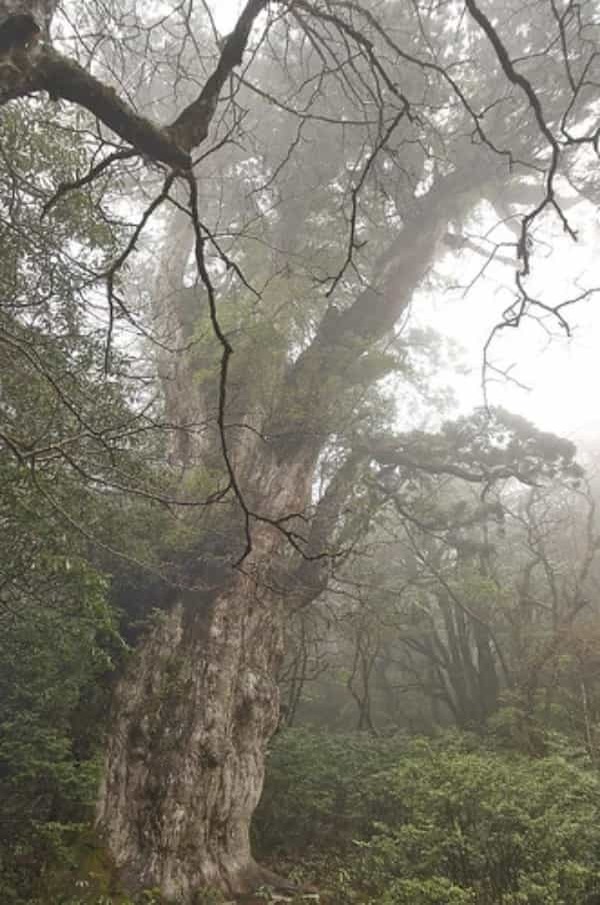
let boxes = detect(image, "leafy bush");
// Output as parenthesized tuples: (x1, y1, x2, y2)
(0, 463, 120, 903)
(253, 728, 408, 854)
(257, 731, 600, 904)
(0, 555, 117, 904)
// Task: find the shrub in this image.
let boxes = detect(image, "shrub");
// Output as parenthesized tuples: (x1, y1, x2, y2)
(253, 728, 408, 854)
(257, 731, 600, 904)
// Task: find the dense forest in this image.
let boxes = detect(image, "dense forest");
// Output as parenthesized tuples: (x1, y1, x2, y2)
(2, 1, 600, 903)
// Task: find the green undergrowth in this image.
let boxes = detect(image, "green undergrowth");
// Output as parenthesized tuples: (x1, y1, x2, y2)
(10, 729, 600, 904)
(254, 728, 600, 904)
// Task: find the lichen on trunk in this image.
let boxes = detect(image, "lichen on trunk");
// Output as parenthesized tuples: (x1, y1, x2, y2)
(97, 565, 286, 900)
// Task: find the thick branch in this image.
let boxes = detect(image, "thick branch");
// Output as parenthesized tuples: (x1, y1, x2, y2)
(0, 0, 268, 168)
(289, 451, 365, 607)
(276, 168, 490, 419)
(39, 49, 189, 168)
(372, 444, 535, 487)
(168, 0, 268, 152)
(0, 46, 189, 168)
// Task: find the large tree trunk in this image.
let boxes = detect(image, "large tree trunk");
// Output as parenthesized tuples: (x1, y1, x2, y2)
(97, 573, 282, 898)
(97, 444, 316, 899)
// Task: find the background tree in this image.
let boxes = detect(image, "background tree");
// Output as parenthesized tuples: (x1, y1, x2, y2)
(283, 412, 598, 738)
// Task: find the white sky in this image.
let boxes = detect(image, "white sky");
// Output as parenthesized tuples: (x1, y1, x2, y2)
(214, 2, 244, 32)
(425, 203, 600, 446)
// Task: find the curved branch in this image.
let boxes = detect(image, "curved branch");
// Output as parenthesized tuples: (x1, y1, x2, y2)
(0, 0, 269, 168)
